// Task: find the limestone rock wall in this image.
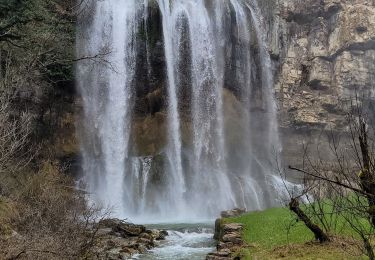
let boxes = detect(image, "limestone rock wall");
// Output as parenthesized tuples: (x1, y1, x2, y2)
(69, 0, 375, 168)
(272, 0, 375, 129)
(126, 0, 375, 162)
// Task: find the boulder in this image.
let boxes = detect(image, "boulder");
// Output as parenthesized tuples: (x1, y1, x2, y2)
(106, 248, 130, 260)
(96, 228, 113, 237)
(99, 219, 146, 237)
(217, 241, 234, 250)
(222, 233, 243, 245)
(223, 223, 243, 233)
(220, 208, 246, 218)
(149, 229, 168, 240)
(209, 212, 245, 259)
(137, 237, 155, 248)
(92, 218, 168, 259)
(206, 248, 239, 260)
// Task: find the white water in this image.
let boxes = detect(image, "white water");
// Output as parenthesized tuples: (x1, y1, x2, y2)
(135, 224, 215, 260)
(77, 0, 297, 221)
(156, 0, 187, 216)
(77, 0, 143, 216)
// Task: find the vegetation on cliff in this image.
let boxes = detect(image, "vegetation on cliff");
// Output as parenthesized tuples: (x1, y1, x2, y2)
(0, 0, 77, 152)
(0, 1, 100, 259)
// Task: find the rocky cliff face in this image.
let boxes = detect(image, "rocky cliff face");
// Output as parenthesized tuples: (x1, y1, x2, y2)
(65, 0, 375, 174)
(271, 0, 375, 129)
(254, 0, 375, 167)
(107, 0, 375, 167)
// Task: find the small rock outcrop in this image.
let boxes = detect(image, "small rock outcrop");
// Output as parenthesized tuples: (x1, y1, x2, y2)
(90, 219, 167, 259)
(208, 223, 244, 260)
(220, 208, 246, 218)
(208, 209, 246, 260)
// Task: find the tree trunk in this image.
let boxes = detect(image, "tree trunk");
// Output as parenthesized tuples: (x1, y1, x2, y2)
(289, 198, 330, 243)
(358, 121, 375, 227)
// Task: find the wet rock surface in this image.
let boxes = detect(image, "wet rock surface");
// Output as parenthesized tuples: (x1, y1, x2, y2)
(90, 219, 167, 259)
(208, 209, 246, 260)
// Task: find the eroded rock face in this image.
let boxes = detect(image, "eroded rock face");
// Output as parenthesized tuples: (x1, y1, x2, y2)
(273, 0, 375, 129)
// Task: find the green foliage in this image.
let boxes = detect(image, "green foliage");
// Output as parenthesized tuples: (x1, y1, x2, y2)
(0, 0, 76, 146)
(225, 204, 372, 249)
(0, 0, 75, 83)
(224, 204, 373, 259)
(0, 0, 27, 20)
(224, 207, 313, 249)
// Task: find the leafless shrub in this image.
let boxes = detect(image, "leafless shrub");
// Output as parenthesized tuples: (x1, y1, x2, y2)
(0, 1, 114, 259)
(0, 162, 107, 260)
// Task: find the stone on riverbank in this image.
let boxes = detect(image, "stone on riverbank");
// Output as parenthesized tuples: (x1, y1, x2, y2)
(207, 216, 245, 260)
(90, 218, 167, 259)
(220, 208, 246, 218)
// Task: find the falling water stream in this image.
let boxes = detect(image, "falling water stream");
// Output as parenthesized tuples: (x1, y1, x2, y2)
(77, 0, 297, 257)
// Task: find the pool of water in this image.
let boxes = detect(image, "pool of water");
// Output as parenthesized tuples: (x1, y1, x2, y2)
(134, 223, 216, 260)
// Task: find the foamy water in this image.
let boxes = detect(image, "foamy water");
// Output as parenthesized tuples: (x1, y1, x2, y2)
(135, 223, 215, 260)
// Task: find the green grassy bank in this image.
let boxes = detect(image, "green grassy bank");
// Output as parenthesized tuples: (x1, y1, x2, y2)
(223, 207, 371, 259)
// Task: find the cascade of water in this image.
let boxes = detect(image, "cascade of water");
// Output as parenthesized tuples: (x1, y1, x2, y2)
(246, 0, 281, 153)
(77, 0, 142, 216)
(227, 0, 267, 209)
(213, 1, 237, 207)
(174, 0, 235, 214)
(77, 0, 288, 221)
(245, 1, 284, 200)
(144, 0, 153, 80)
(130, 156, 153, 213)
(156, 0, 187, 217)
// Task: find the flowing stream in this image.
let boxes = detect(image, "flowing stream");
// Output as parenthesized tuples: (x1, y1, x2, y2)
(135, 223, 215, 260)
(77, 0, 292, 224)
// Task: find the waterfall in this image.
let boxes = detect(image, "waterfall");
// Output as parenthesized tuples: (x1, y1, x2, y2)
(156, 0, 187, 216)
(77, 0, 286, 221)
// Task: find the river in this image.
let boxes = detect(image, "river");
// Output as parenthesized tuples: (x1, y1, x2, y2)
(135, 223, 215, 260)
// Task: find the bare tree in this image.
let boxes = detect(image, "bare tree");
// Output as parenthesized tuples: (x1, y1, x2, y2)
(281, 97, 375, 259)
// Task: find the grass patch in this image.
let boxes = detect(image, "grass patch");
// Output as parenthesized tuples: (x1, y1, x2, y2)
(224, 206, 371, 259)
(223, 207, 313, 249)
(252, 239, 366, 260)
